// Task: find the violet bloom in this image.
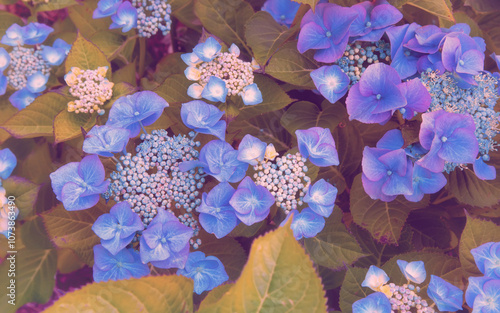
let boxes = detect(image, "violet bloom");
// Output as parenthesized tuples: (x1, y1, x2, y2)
(296, 127, 339, 167)
(181, 100, 226, 141)
(404, 25, 446, 54)
(237, 134, 267, 166)
(0, 148, 17, 179)
(297, 3, 358, 63)
(385, 23, 422, 79)
(83, 125, 130, 157)
(177, 251, 229, 295)
(427, 275, 464, 312)
(405, 164, 446, 202)
(396, 78, 431, 120)
(262, 0, 300, 27)
(417, 111, 478, 173)
(441, 33, 484, 86)
(280, 208, 325, 240)
(229, 176, 275, 226)
(302, 179, 337, 218)
(349, 0, 402, 42)
(310, 65, 350, 104)
(93, 245, 150, 282)
(21, 23, 54, 45)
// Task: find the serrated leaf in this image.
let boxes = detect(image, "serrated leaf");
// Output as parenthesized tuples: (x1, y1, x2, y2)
(198, 220, 327, 313)
(0, 249, 57, 313)
(1, 92, 69, 138)
(154, 74, 193, 105)
(171, 0, 200, 31)
(41, 203, 109, 266)
(0, 95, 17, 144)
(447, 168, 500, 207)
(245, 11, 298, 65)
(44, 275, 194, 313)
(459, 214, 500, 278)
(36, 0, 77, 12)
(304, 207, 366, 269)
(407, 207, 452, 250)
(198, 284, 234, 310)
(194, 0, 254, 53)
(266, 41, 318, 88)
(350, 174, 427, 245)
(53, 110, 97, 143)
(2, 176, 40, 220)
(113, 62, 137, 86)
(406, 0, 455, 22)
(352, 120, 399, 147)
(65, 33, 111, 76)
(67, 0, 111, 38)
(339, 267, 369, 313)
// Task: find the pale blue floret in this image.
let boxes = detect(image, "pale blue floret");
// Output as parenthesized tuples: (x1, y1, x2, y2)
(93, 0, 123, 18)
(177, 251, 229, 294)
(21, 23, 54, 45)
(229, 176, 275, 226)
(241, 83, 263, 106)
(361, 265, 389, 291)
(41, 40, 71, 66)
(93, 244, 150, 282)
(427, 275, 464, 312)
(110, 1, 138, 33)
(302, 178, 337, 218)
(0, 48, 10, 71)
(237, 134, 267, 166)
(26, 72, 49, 93)
(201, 76, 228, 103)
(352, 292, 391, 313)
(180, 100, 226, 141)
(397, 260, 426, 284)
(0, 24, 24, 46)
(0, 75, 7, 96)
(296, 127, 339, 167)
(82, 125, 131, 157)
(9, 89, 40, 110)
(280, 208, 325, 240)
(193, 37, 222, 62)
(0, 148, 17, 179)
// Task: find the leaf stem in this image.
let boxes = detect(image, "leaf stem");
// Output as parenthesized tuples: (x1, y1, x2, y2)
(139, 37, 146, 77)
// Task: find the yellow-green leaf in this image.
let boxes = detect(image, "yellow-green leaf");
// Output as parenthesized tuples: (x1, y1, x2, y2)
(53, 110, 96, 143)
(153, 74, 193, 104)
(65, 33, 111, 76)
(406, 0, 455, 22)
(36, 0, 77, 12)
(67, 0, 111, 38)
(2, 176, 40, 220)
(339, 267, 369, 313)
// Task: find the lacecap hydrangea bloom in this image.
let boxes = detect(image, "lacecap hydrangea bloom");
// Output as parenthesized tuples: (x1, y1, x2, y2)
(183, 37, 263, 105)
(296, 127, 339, 167)
(177, 251, 229, 294)
(65, 67, 114, 114)
(82, 125, 131, 157)
(279, 208, 325, 240)
(93, 244, 150, 282)
(180, 100, 226, 141)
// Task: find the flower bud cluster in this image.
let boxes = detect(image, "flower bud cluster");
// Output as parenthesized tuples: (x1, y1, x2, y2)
(65, 67, 114, 114)
(7, 46, 51, 90)
(387, 283, 435, 313)
(132, 0, 172, 38)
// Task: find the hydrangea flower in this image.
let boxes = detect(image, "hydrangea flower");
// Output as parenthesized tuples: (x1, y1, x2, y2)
(180, 100, 226, 141)
(397, 260, 426, 284)
(201, 76, 228, 103)
(93, 0, 123, 18)
(229, 176, 275, 226)
(193, 37, 221, 62)
(1, 23, 53, 46)
(361, 265, 389, 291)
(92, 202, 144, 255)
(474, 157, 496, 181)
(302, 179, 337, 218)
(177, 251, 229, 294)
(385, 23, 422, 79)
(352, 292, 392, 313)
(65, 67, 114, 114)
(466, 276, 495, 308)
(417, 110, 478, 173)
(280, 208, 325, 240)
(110, 1, 138, 33)
(297, 3, 358, 63)
(197, 182, 238, 239)
(470, 280, 500, 313)
(83, 125, 131, 157)
(236, 134, 267, 166)
(310, 65, 350, 104)
(396, 78, 431, 120)
(41, 39, 72, 66)
(9, 89, 40, 110)
(107, 91, 169, 137)
(349, 0, 402, 42)
(0, 24, 25, 46)
(50, 155, 110, 211)
(261, 0, 300, 27)
(296, 127, 339, 167)
(0, 203, 19, 238)
(405, 164, 446, 202)
(93, 244, 150, 282)
(404, 25, 446, 54)
(241, 83, 263, 106)
(25, 72, 49, 93)
(427, 275, 464, 312)
(442, 33, 484, 86)
(471, 242, 500, 279)
(0, 148, 17, 180)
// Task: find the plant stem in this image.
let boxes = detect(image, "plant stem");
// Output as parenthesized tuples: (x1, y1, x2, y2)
(139, 37, 146, 77)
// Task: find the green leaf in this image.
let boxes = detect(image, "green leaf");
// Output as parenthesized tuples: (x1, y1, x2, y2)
(53, 110, 96, 143)
(439, 12, 483, 37)
(0, 0, 17, 4)
(350, 174, 428, 244)
(0, 94, 17, 144)
(90, 31, 130, 60)
(36, 0, 77, 12)
(44, 275, 194, 313)
(266, 41, 318, 88)
(105, 81, 136, 108)
(407, 207, 453, 250)
(281, 101, 347, 136)
(0, 249, 57, 313)
(464, 0, 499, 13)
(405, 0, 455, 22)
(113, 62, 137, 86)
(333, 121, 363, 181)
(154, 74, 193, 105)
(245, 11, 298, 65)
(1, 176, 40, 220)
(339, 267, 369, 313)
(194, 0, 254, 53)
(198, 219, 327, 313)
(198, 284, 234, 310)
(153, 52, 187, 83)
(352, 120, 400, 148)
(20, 217, 54, 250)
(41, 203, 109, 266)
(1, 92, 69, 139)
(304, 207, 366, 269)
(459, 214, 500, 278)
(65, 33, 111, 75)
(447, 168, 500, 207)
(67, 0, 111, 38)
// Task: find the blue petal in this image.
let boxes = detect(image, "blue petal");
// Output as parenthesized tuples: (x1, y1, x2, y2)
(0, 148, 17, 180)
(376, 129, 404, 150)
(193, 37, 221, 62)
(297, 22, 330, 53)
(9, 89, 39, 110)
(237, 134, 267, 165)
(352, 292, 391, 313)
(474, 157, 496, 180)
(49, 162, 81, 200)
(201, 76, 228, 103)
(110, 2, 137, 33)
(241, 83, 263, 106)
(361, 265, 390, 290)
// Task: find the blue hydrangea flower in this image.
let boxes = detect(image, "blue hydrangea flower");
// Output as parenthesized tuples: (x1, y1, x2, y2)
(237, 134, 267, 166)
(0, 75, 6, 96)
(197, 182, 238, 239)
(201, 76, 228, 103)
(181, 52, 202, 67)
(41, 39, 72, 66)
(280, 208, 325, 240)
(180, 140, 248, 183)
(417, 110, 478, 173)
(0, 148, 17, 179)
(93, 0, 123, 18)
(296, 127, 339, 167)
(106, 91, 169, 138)
(397, 260, 426, 284)
(349, 1, 402, 42)
(181, 100, 226, 141)
(361, 265, 390, 291)
(427, 275, 464, 312)
(241, 83, 263, 106)
(404, 25, 446, 54)
(297, 3, 358, 63)
(442, 33, 484, 86)
(310, 65, 350, 104)
(83, 125, 131, 157)
(362, 147, 413, 202)
(177, 251, 229, 294)
(261, 0, 300, 27)
(0, 24, 24, 46)
(352, 292, 392, 313)
(26, 72, 49, 93)
(110, 1, 138, 33)
(396, 78, 431, 119)
(385, 23, 422, 79)
(229, 176, 275, 226)
(139, 208, 192, 267)
(92, 201, 144, 255)
(21, 23, 54, 45)
(0, 48, 10, 72)
(302, 179, 337, 218)
(474, 157, 497, 181)
(193, 37, 221, 62)
(50, 155, 110, 211)
(93, 244, 150, 282)
(405, 164, 446, 202)
(9, 89, 40, 110)
(471, 279, 500, 313)
(471, 242, 500, 279)
(346, 63, 406, 124)
(466, 276, 494, 308)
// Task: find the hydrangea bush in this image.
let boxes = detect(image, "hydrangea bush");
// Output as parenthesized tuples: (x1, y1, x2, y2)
(0, 0, 499, 312)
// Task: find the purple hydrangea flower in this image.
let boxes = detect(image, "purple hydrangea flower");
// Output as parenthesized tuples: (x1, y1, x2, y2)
(93, 244, 150, 282)
(405, 164, 446, 202)
(110, 1, 137, 33)
(404, 25, 446, 54)
(302, 179, 337, 218)
(376, 129, 404, 150)
(21, 23, 54, 45)
(349, 0, 402, 42)
(237, 134, 267, 166)
(385, 23, 422, 79)
(296, 127, 339, 167)
(197, 182, 238, 239)
(280, 208, 325, 240)
(92, 201, 144, 255)
(427, 275, 464, 312)
(106, 91, 169, 138)
(50, 155, 109, 211)
(396, 78, 431, 120)
(417, 111, 478, 173)
(93, 0, 123, 18)
(442, 33, 484, 86)
(346, 63, 406, 124)
(352, 292, 392, 313)
(474, 157, 496, 181)
(83, 125, 130, 157)
(397, 260, 426, 284)
(262, 0, 300, 27)
(297, 3, 358, 63)
(181, 100, 226, 141)
(361, 265, 389, 291)
(9, 89, 40, 110)
(177, 251, 229, 294)
(310, 65, 350, 104)
(0, 24, 25, 46)
(0, 148, 17, 179)
(229, 176, 275, 226)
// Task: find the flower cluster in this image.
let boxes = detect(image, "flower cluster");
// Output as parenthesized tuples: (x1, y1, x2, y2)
(183, 37, 262, 105)
(0, 23, 71, 109)
(64, 67, 114, 114)
(0, 148, 18, 238)
(354, 261, 463, 313)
